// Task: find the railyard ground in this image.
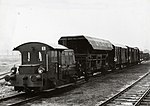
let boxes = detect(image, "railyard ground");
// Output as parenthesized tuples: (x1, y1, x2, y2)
(28, 61, 150, 106)
(0, 56, 150, 106)
(0, 55, 20, 99)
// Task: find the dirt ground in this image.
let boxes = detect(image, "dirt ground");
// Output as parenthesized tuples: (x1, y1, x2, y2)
(26, 61, 150, 106)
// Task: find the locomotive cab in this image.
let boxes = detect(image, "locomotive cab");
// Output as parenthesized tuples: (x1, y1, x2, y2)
(5, 42, 77, 92)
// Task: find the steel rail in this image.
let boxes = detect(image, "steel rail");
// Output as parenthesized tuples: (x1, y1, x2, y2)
(0, 72, 10, 77)
(96, 71, 150, 106)
(0, 77, 4, 80)
(0, 72, 11, 80)
(7, 95, 40, 106)
(134, 87, 150, 106)
(0, 92, 26, 102)
(0, 90, 48, 106)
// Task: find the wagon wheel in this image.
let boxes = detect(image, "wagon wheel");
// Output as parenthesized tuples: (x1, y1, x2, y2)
(83, 71, 89, 81)
(24, 87, 32, 93)
(101, 66, 107, 75)
(70, 75, 78, 83)
(48, 79, 56, 88)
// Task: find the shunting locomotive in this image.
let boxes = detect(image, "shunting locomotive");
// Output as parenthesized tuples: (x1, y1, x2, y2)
(5, 42, 82, 92)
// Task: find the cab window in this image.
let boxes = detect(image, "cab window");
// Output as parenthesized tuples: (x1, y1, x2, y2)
(27, 52, 31, 61)
(50, 51, 58, 62)
(39, 52, 42, 61)
(62, 50, 75, 65)
(22, 51, 45, 64)
(22, 51, 31, 64)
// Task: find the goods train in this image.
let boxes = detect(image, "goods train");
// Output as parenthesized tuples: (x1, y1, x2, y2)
(5, 35, 145, 92)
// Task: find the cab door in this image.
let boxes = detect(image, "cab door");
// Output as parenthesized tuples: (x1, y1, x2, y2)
(61, 50, 76, 80)
(47, 50, 61, 80)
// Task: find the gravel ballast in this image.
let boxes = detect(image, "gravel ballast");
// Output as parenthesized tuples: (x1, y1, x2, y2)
(26, 61, 150, 106)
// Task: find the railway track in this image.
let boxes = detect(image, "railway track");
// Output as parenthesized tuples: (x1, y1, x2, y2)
(0, 87, 65, 106)
(0, 78, 86, 106)
(0, 92, 39, 106)
(96, 71, 150, 106)
(0, 72, 11, 80)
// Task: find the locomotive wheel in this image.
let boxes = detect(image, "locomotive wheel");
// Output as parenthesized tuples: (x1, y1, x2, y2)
(84, 76, 89, 81)
(24, 87, 32, 93)
(47, 80, 56, 88)
(101, 67, 107, 75)
(25, 89, 32, 93)
(70, 76, 78, 83)
(14, 86, 23, 92)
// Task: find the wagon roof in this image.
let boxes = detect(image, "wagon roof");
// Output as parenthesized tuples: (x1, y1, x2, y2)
(133, 47, 139, 50)
(126, 45, 139, 50)
(13, 42, 68, 51)
(59, 35, 113, 50)
(113, 44, 127, 49)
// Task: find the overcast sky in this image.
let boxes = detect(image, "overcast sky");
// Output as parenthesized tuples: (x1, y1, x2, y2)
(0, 0, 150, 53)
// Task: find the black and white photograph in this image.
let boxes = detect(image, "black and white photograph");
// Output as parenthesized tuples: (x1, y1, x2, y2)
(0, 0, 150, 106)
